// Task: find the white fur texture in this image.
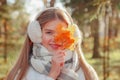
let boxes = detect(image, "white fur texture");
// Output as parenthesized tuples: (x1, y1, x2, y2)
(27, 21, 42, 43)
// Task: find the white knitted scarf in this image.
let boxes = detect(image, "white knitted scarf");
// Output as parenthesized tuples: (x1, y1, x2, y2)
(30, 43, 80, 80)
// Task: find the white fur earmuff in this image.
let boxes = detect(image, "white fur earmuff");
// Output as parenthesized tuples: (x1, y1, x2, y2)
(74, 24, 83, 44)
(27, 7, 59, 43)
(27, 20, 42, 43)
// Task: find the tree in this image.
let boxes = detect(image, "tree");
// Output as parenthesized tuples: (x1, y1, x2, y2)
(42, 0, 55, 7)
(91, 19, 101, 58)
(50, 0, 55, 7)
(61, 0, 102, 58)
(0, 0, 8, 62)
(0, 0, 29, 62)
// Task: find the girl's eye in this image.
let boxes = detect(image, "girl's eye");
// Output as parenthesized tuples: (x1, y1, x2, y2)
(45, 31, 52, 34)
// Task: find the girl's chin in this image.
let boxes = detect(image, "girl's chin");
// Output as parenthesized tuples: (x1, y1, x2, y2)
(48, 49, 58, 54)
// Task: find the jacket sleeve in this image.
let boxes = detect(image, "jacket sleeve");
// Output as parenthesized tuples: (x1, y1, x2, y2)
(76, 67, 85, 80)
(23, 67, 54, 80)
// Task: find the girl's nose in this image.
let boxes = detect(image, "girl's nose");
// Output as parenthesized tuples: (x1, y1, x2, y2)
(51, 35, 55, 41)
(51, 34, 57, 42)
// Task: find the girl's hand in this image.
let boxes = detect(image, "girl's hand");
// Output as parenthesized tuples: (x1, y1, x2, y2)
(48, 51, 66, 79)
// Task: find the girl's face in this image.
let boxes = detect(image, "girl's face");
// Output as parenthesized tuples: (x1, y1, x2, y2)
(41, 19, 67, 53)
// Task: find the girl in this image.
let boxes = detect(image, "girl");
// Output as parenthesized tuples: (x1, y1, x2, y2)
(6, 7, 98, 80)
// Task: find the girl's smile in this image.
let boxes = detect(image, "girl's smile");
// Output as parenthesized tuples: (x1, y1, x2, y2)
(50, 44, 62, 49)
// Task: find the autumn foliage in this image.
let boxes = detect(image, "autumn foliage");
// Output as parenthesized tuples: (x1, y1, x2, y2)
(54, 23, 77, 50)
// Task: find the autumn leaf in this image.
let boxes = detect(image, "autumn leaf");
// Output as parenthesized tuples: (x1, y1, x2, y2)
(54, 23, 78, 50)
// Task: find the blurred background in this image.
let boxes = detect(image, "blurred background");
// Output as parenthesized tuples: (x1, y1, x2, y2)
(0, 0, 120, 80)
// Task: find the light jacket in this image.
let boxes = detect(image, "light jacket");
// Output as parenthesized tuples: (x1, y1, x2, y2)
(23, 66, 85, 80)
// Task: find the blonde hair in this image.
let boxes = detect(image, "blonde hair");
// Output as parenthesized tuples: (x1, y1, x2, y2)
(76, 43, 98, 80)
(5, 36, 32, 80)
(5, 8, 98, 80)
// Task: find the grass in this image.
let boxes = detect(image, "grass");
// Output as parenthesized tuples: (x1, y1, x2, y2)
(0, 45, 21, 79)
(82, 37, 120, 80)
(0, 37, 120, 80)
(84, 49, 120, 80)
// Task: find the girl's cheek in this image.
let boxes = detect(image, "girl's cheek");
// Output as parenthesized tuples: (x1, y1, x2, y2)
(44, 36, 52, 42)
(42, 32, 54, 42)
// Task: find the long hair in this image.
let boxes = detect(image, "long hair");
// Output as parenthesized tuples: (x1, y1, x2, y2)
(6, 8, 98, 80)
(76, 42, 99, 80)
(5, 36, 32, 80)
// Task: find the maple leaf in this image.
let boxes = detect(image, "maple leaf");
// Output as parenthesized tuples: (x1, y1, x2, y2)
(54, 23, 78, 50)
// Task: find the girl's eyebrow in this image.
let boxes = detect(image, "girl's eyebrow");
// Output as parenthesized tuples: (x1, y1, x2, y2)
(44, 29, 54, 31)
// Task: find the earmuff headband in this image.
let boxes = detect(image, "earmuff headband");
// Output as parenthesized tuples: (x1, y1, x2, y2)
(27, 7, 82, 44)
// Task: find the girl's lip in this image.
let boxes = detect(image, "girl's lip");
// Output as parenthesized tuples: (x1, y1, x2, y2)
(50, 44, 62, 49)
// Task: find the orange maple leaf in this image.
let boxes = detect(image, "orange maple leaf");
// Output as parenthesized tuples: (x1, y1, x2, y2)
(54, 23, 75, 50)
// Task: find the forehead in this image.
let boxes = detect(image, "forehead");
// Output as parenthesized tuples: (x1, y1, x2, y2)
(43, 19, 67, 30)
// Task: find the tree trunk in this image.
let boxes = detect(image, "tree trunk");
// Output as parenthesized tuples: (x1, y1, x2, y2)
(0, 0, 6, 5)
(43, 0, 47, 7)
(50, 0, 55, 7)
(0, 25, 1, 37)
(91, 19, 101, 58)
(43, 0, 55, 7)
(0, 0, 7, 62)
(3, 19, 8, 62)
(114, 16, 120, 37)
